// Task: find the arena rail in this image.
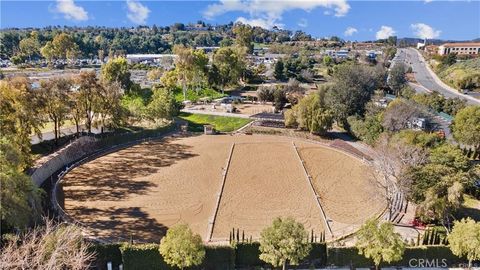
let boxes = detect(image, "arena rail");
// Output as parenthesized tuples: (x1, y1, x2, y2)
(291, 141, 334, 238)
(50, 126, 179, 243)
(206, 143, 235, 242)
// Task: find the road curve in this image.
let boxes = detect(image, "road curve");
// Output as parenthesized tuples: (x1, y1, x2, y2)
(396, 48, 480, 105)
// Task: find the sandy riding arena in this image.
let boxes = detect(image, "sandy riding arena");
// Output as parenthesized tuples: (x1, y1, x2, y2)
(60, 134, 385, 243)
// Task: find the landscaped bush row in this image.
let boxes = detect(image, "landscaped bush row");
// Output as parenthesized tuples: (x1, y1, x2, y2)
(92, 242, 327, 270)
(327, 246, 470, 268)
(92, 243, 473, 269)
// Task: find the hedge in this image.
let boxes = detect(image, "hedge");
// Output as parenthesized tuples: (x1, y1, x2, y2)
(120, 244, 172, 270)
(234, 242, 327, 268)
(328, 246, 471, 268)
(94, 242, 472, 269)
(120, 243, 235, 270)
(235, 243, 264, 267)
(90, 243, 123, 270)
(305, 243, 327, 268)
(202, 246, 235, 270)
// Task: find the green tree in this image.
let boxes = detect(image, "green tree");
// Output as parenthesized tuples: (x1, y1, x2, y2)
(159, 224, 205, 270)
(452, 106, 480, 152)
(18, 31, 40, 61)
(448, 218, 480, 268)
(285, 91, 334, 135)
(41, 33, 80, 62)
(146, 87, 177, 121)
(232, 23, 254, 54)
(38, 77, 73, 144)
(74, 71, 102, 133)
(101, 57, 132, 91)
(442, 53, 457, 66)
(191, 49, 209, 92)
(347, 115, 384, 145)
(212, 46, 246, 93)
(0, 138, 42, 231)
(388, 63, 407, 96)
(273, 88, 287, 112)
(274, 60, 286, 81)
(325, 64, 385, 126)
(97, 81, 125, 131)
(323, 55, 333, 67)
(40, 41, 56, 62)
(356, 219, 405, 270)
(259, 217, 311, 270)
(0, 77, 43, 165)
(404, 144, 473, 224)
(173, 45, 194, 100)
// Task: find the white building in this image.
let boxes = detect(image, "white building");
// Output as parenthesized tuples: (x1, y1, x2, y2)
(438, 42, 480, 55)
(126, 54, 177, 64)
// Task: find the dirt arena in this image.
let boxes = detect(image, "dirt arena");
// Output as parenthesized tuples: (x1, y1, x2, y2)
(61, 134, 385, 243)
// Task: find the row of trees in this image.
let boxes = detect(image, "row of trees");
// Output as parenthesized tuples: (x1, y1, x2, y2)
(284, 63, 386, 134)
(1, 22, 303, 61)
(155, 216, 480, 270)
(0, 57, 179, 232)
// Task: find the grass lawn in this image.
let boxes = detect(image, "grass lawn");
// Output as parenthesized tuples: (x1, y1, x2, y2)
(179, 112, 252, 132)
(456, 194, 480, 221)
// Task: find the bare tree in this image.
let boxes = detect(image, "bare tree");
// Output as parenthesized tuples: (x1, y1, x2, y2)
(0, 219, 95, 270)
(372, 134, 428, 218)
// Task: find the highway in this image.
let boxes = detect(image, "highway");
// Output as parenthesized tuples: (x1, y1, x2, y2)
(394, 48, 480, 105)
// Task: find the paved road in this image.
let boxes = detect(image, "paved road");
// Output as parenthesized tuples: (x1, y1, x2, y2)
(394, 48, 480, 105)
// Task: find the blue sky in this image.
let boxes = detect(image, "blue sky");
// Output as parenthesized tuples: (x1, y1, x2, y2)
(1, 0, 479, 41)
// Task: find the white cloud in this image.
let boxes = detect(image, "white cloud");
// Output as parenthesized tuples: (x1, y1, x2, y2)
(298, 18, 308, 28)
(376, 25, 396, 40)
(55, 0, 88, 21)
(203, 0, 350, 29)
(236, 17, 282, 29)
(344, 26, 358, 36)
(424, 0, 434, 3)
(411, 23, 441, 39)
(126, 0, 150, 25)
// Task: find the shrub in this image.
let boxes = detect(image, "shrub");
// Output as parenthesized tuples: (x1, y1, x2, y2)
(203, 246, 235, 270)
(235, 243, 264, 267)
(90, 243, 123, 270)
(120, 243, 171, 270)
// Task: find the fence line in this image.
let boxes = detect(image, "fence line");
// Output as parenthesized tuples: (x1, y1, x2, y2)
(207, 143, 235, 242)
(51, 126, 179, 244)
(291, 141, 333, 238)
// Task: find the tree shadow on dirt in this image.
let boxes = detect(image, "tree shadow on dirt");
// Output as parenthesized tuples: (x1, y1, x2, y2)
(60, 137, 198, 202)
(68, 206, 168, 243)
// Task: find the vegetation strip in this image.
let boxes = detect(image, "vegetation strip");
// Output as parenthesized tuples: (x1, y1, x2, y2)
(207, 143, 235, 242)
(291, 141, 333, 238)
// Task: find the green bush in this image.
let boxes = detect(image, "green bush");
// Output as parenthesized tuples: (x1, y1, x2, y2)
(121, 243, 235, 270)
(327, 247, 373, 268)
(235, 242, 327, 268)
(235, 243, 264, 267)
(90, 243, 123, 270)
(120, 244, 172, 270)
(203, 246, 235, 270)
(305, 243, 327, 267)
(327, 246, 468, 268)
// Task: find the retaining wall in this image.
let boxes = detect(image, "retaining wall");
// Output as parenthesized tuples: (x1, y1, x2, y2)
(30, 136, 99, 187)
